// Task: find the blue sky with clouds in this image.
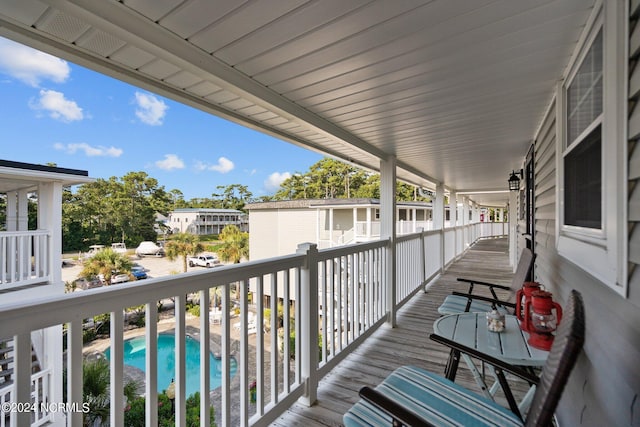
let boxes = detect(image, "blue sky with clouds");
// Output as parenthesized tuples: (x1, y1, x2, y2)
(0, 37, 323, 200)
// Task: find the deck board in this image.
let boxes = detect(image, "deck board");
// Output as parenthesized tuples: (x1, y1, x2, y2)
(273, 237, 527, 427)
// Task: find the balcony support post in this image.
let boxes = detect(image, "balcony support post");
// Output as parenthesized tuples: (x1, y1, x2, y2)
(297, 242, 319, 406)
(434, 184, 445, 273)
(380, 156, 397, 327)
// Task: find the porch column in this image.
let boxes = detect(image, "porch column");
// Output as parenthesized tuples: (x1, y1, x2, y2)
(462, 197, 469, 248)
(38, 182, 65, 424)
(380, 156, 397, 327)
(18, 189, 29, 231)
(434, 184, 445, 273)
(6, 190, 17, 231)
(366, 207, 372, 238)
(448, 191, 457, 227)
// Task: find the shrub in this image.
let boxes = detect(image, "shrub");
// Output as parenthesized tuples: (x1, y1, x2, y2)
(124, 392, 213, 427)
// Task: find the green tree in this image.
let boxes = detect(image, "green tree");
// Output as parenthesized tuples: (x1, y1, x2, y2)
(164, 232, 205, 273)
(80, 248, 132, 285)
(217, 225, 249, 300)
(212, 184, 253, 211)
(217, 225, 249, 264)
(61, 171, 171, 251)
(81, 358, 139, 426)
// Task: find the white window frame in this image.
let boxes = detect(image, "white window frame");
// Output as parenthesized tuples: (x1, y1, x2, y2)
(555, 0, 628, 296)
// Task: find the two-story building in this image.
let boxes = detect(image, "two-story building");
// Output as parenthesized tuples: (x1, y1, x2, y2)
(168, 208, 248, 235)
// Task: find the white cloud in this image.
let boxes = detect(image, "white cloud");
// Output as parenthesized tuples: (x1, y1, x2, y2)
(0, 38, 70, 87)
(54, 142, 122, 157)
(30, 89, 83, 122)
(134, 92, 168, 125)
(156, 154, 184, 171)
(265, 171, 291, 192)
(195, 157, 235, 174)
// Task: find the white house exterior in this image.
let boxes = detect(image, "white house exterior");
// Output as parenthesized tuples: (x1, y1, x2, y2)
(246, 198, 508, 260)
(0, 2, 638, 426)
(0, 160, 92, 425)
(168, 208, 248, 235)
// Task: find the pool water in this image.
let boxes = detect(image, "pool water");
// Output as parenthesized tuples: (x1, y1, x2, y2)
(105, 334, 237, 397)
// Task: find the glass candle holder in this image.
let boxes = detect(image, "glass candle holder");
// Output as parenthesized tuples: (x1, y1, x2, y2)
(486, 309, 505, 332)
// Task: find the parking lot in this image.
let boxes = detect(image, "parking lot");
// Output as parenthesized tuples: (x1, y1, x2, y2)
(62, 253, 221, 286)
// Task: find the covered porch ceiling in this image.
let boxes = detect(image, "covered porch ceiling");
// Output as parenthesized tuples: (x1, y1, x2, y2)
(0, 0, 595, 206)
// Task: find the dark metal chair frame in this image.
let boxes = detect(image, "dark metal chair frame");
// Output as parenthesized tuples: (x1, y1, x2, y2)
(354, 289, 585, 427)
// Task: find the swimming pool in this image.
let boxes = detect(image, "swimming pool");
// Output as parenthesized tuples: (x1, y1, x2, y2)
(105, 334, 237, 397)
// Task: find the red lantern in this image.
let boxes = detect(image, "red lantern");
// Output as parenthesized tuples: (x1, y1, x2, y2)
(524, 290, 563, 351)
(515, 281, 542, 328)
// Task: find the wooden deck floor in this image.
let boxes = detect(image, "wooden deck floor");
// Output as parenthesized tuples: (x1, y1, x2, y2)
(272, 237, 526, 426)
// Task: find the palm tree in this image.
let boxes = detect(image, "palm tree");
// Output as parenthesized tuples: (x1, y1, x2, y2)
(217, 225, 249, 299)
(80, 248, 132, 285)
(164, 232, 205, 273)
(81, 358, 139, 426)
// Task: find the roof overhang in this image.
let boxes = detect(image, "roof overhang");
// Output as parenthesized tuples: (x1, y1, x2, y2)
(0, 1, 596, 206)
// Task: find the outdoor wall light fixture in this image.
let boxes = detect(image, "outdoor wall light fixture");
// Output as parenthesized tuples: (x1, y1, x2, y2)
(508, 169, 523, 191)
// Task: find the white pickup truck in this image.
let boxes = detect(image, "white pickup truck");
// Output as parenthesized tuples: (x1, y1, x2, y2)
(188, 254, 221, 268)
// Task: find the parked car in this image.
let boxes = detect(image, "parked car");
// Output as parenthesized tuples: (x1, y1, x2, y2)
(99, 272, 130, 284)
(135, 241, 165, 257)
(72, 276, 102, 290)
(188, 254, 220, 268)
(83, 244, 105, 260)
(131, 265, 147, 280)
(111, 242, 127, 254)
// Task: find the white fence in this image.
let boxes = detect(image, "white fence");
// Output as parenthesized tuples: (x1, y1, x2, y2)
(0, 223, 504, 426)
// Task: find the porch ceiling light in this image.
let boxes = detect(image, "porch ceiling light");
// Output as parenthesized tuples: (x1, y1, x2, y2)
(508, 169, 523, 191)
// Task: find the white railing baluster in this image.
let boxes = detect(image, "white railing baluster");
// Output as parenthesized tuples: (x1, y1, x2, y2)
(67, 319, 83, 427)
(283, 269, 290, 394)
(175, 294, 186, 427)
(110, 310, 124, 427)
(320, 261, 327, 365)
(145, 301, 158, 427)
(329, 258, 335, 358)
(294, 270, 301, 386)
(239, 279, 249, 427)
(199, 288, 210, 427)
(348, 253, 355, 343)
(255, 275, 264, 416)
(221, 284, 231, 427)
(270, 273, 278, 405)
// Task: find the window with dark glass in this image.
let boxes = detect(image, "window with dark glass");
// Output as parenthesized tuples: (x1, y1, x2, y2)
(564, 125, 601, 228)
(564, 29, 602, 230)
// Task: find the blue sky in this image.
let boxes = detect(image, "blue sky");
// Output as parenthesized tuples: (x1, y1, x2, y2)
(0, 37, 323, 200)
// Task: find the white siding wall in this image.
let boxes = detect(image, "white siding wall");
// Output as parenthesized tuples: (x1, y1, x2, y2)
(249, 208, 317, 260)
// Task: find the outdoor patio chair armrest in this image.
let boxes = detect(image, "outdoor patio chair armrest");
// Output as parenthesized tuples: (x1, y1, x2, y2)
(429, 334, 539, 385)
(456, 277, 511, 299)
(358, 386, 436, 427)
(450, 292, 516, 309)
(456, 277, 511, 291)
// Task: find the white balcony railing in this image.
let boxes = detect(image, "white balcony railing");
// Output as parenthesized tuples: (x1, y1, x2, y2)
(0, 230, 51, 291)
(0, 368, 52, 427)
(0, 223, 499, 426)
